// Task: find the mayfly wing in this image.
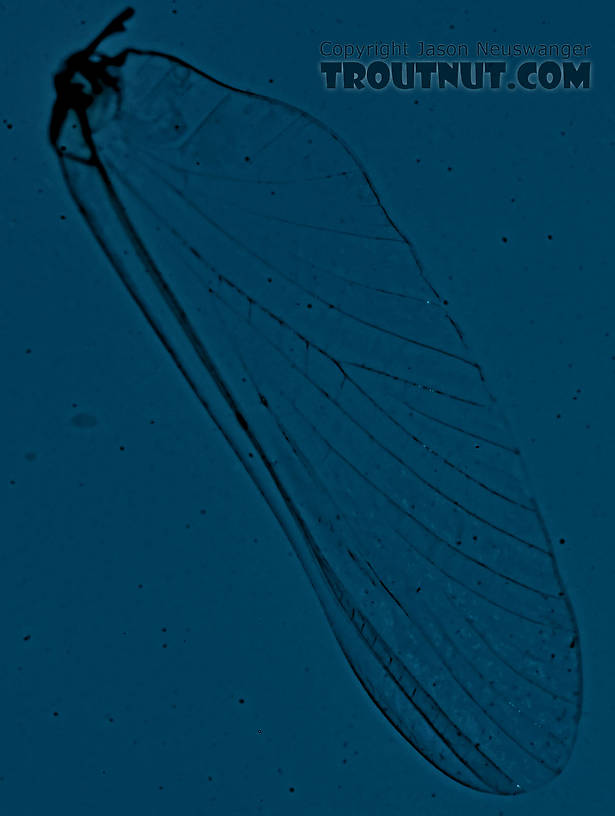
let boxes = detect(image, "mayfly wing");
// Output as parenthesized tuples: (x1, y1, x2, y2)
(50, 11, 581, 795)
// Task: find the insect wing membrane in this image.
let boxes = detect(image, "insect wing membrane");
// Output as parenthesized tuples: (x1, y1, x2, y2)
(57, 47, 581, 795)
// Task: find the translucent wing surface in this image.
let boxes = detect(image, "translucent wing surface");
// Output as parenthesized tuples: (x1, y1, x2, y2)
(51, 32, 582, 795)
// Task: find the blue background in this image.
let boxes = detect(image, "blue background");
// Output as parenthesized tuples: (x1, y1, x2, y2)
(0, 1, 611, 813)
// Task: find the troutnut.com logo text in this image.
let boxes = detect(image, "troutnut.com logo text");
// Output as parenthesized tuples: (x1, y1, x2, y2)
(319, 40, 592, 90)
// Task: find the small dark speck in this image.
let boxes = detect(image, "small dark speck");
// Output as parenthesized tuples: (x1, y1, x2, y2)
(53, 711, 59, 717)
(23, 634, 31, 641)
(560, 538, 565, 544)
(24, 452, 37, 462)
(60, 214, 66, 220)
(162, 643, 168, 649)
(119, 445, 125, 451)
(501, 236, 508, 243)
(6, 123, 13, 130)
(289, 787, 295, 793)
(447, 166, 452, 172)
(244, 156, 251, 162)
(9, 479, 15, 485)
(25, 348, 31, 354)
(238, 698, 245, 704)
(137, 584, 143, 589)
(547, 234, 553, 240)
(268, 78, 274, 83)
